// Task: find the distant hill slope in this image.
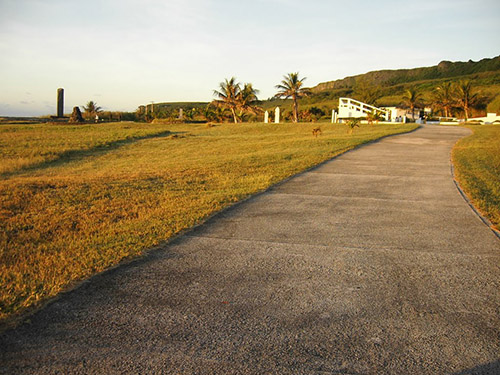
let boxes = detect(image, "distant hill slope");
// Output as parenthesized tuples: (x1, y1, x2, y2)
(313, 56, 500, 92)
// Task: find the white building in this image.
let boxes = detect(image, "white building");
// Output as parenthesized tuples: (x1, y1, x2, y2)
(464, 113, 500, 124)
(338, 98, 390, 120)
(337, 97, 432, 122)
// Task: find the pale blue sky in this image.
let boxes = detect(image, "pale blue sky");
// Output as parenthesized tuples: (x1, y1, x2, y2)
(0, 0, 499, 116)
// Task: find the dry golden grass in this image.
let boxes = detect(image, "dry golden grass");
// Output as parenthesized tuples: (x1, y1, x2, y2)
(0, 121, 417, 322)
(452, 124, 500, 231)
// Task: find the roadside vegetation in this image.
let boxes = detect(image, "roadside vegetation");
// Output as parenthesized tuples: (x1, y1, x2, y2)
(452, 124, 500, 231)
(0, 121, 417, 323)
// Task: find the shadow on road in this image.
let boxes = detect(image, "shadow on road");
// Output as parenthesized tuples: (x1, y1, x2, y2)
(452, 360, 500, 375)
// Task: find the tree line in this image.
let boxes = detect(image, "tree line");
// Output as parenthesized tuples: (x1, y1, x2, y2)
(354, 77, 486, 121)
(78, 73, 489, 124)
(400, 80, 481, 121)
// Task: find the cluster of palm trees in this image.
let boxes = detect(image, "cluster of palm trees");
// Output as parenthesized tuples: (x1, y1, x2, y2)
(403, 80, 480, 121)
(213, 73, 310, 123)
(436, 80, 479, 121)
(212, 78, 261, 123)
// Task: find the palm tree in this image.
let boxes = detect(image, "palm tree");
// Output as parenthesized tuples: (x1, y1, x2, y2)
(83, 101, 102, 119)
(366, 110, 383, 125)
(455, 80, 478, 121)
(346, 118, 361, 134)
(237, 83, 262, 120)
(433, 82, 455, 118)
(402, 88, 423, 121)
(275, 72, 310, 123)
(213, 77, 241, 123)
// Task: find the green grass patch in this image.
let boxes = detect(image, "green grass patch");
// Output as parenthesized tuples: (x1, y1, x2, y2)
(0, 121, 417, 323)
(452, 124, 500, 231)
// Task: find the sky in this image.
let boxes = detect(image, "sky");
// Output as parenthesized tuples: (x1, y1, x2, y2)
(0, 0, 499, 116)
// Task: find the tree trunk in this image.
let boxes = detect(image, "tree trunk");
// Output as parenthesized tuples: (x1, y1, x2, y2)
(231, 108, 238, 124)
(293, 96, 298, 123)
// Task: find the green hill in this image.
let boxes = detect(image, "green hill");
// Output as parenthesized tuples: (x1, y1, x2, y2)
(302, 55, 500, 116)
(313, 56, 500, 92)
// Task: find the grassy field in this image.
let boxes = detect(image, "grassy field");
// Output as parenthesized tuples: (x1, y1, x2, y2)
(0, 121, 417, 323)
(452, 124, 500, 231)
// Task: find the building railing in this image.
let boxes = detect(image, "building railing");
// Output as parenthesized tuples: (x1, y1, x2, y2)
(338, 97, 390, 120)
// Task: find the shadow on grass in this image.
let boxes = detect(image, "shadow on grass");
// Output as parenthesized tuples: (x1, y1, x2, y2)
(2, 130, 188, 177)
(452, 360, 500, 375)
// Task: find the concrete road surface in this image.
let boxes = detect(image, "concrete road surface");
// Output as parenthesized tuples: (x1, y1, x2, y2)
(1, 125, 499, 374)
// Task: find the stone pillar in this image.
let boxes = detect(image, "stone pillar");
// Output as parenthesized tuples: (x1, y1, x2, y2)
(179, 108, 183, 120)
(57, 88, 64, 117)
(69, 106, 84, 123)
(264, 111, 269, 123)
(275, 107, 280, 124)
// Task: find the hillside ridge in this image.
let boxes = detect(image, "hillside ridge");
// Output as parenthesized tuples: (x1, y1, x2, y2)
(313, 55, 500, 92)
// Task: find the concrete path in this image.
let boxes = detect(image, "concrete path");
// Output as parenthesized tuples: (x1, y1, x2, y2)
(1, 125, 499, 374)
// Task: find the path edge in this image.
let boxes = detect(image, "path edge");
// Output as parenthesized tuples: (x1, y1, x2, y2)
(450, 129, 500, 240)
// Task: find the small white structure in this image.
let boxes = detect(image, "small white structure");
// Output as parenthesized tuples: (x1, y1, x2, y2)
(178, 108, 183, 120)
(275, 107, 280, 123)
(382, 107, 408, 122)
(264, 110, 269, 123)
(338, 98, 390, 121)
(331, 110, 338, 123)
(464, 113, 500, 124)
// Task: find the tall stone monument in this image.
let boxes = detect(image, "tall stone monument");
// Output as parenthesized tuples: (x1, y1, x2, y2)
(275, 107, 280, 123)
(57, 88, 64, 117)
(264, 110, 269, 123)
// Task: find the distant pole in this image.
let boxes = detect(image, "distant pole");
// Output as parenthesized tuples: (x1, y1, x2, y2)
(57, 88, 64, 117)
(151, 101, 154, 114)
